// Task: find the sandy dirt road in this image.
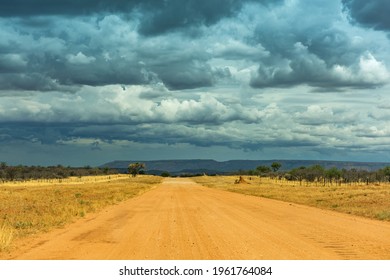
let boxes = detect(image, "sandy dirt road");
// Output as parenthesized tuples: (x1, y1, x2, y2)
(8, 178, 390, 260)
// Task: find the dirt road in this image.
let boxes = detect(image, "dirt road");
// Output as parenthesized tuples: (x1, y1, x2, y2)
(8, 178, 390, 259)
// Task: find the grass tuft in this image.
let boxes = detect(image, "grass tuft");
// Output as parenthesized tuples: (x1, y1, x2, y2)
(376, 211, 390, 221)
(0, 223, 13, 252)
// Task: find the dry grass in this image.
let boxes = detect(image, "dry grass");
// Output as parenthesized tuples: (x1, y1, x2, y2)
(0, 175, 162, 251)
(0, 223, 13, 251)
(192, 176, 390, 222)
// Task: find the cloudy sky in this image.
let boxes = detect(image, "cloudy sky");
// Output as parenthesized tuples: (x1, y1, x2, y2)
(1, 0, 390, 166)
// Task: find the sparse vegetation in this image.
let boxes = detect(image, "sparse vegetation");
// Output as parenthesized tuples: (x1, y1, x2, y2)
(161, 171, 171, 177)
(237, 163, 390, 186)
(0, 162, 118, 182)
(0, 175, 161, 252)
(192, 175, 390, 222)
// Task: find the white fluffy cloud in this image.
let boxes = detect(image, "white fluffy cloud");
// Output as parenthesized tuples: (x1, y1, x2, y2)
(66, 52, 96, 65)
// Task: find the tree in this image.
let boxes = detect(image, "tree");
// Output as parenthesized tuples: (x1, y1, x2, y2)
(128, 162, 146, 177)
(5, 166, 17, 181)
(271, 162, 282, 172)
(325, 167, 342, 185)
(256, 165, 271, 176)
(381, 166, 390, 182)
(289, 166, 306, 185)
(305, 165, 325, 185)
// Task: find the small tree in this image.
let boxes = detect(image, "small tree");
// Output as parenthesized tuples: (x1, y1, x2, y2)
(256, 165, 271, 177)
(381, 166, 390, 183)
(325, 167, 342, 185)
(290, 166, 306, 185)
(271, 162, 282, 172)
(128, 162, 146, 177)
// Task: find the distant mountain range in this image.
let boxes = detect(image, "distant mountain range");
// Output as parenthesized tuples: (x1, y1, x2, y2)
(101, 159, 390, 175)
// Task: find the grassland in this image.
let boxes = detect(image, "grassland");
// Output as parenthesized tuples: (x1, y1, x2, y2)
(2, 174, 389, 254)
(0, 175, 162, 252)
(193, 175, 390, 222)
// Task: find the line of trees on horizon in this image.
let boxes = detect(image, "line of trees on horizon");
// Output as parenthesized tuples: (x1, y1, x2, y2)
(0, 162, 118, 182)
(239, 162, 390, 186)
(2, 161, 390, 185)
(124, 160, 390, 185)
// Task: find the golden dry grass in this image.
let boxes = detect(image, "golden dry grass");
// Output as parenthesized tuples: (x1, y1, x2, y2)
(0, 223, 13, 251)
(192, 176, 390, 222)
(0, 175, 162, 251)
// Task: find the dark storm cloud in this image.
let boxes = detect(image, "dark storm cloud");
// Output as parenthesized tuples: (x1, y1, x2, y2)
(0, 7, 235, 91)
(0, 122, 242, 151)
(0, 0, 282, 35)
(38, 50, 221, 90)
(152, 61, 230, 90)
(54, 58, 150, 87)
(138, 0, 242, 35)
(307, 29, 358, 66)
(241, 139, 319, 152)
(0, 73, 75, 91)
(0, 124, 70, 145)
(0, 0, 137, 16)
(66, 122, 322, 152)
(137, 0, 282, 35)
(67, 124, 260, 151)
(0, 54, 27, 73)
(342, 0, 390, 31)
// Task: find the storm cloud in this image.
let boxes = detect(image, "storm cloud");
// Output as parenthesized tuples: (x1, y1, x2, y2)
(0, 0, 282, 35)
(0, 0, 390, 166)
(342, 0, 390, 31)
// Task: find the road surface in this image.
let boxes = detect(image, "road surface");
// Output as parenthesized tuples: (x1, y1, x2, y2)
(8, 178, 390, 259)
